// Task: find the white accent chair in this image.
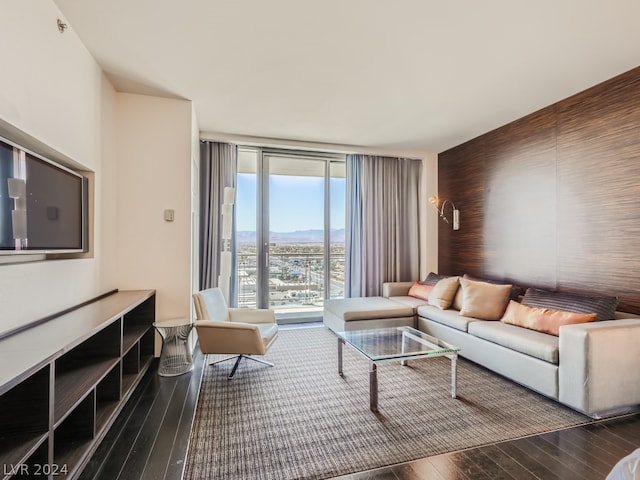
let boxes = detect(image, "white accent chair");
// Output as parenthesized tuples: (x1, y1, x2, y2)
(193, 287, 278, 378)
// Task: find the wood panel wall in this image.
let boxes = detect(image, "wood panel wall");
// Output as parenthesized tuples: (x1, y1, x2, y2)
(438, 66, 640, 314)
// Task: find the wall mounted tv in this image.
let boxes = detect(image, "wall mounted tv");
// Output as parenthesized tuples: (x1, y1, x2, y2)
(0, 136, 87, 254)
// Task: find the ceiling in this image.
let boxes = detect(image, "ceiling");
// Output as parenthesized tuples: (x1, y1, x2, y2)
(53, 0, 640, 154)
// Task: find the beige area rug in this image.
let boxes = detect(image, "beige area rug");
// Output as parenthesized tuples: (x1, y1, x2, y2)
(184, 326, 590, 480)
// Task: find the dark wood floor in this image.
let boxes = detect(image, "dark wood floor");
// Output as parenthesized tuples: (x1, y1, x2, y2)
(81, 327, 640, 480)
(79, 348, 205, 480)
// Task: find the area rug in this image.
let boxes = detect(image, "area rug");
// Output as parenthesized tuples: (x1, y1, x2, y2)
(184, 326, 591, 480)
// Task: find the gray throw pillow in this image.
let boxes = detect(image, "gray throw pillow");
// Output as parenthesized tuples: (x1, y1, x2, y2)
(521, 288, 618, 322)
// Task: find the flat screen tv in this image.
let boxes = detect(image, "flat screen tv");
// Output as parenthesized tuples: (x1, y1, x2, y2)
(0, 136, 87, 254)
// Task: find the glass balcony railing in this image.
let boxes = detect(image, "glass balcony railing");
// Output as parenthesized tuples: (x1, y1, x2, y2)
(236, 251, 344, 313)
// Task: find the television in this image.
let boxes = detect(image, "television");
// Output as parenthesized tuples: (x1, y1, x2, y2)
(0, 136, 87, 254)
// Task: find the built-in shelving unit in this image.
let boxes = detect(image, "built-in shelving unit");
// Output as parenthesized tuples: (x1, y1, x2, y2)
(0, 290, 155, 480)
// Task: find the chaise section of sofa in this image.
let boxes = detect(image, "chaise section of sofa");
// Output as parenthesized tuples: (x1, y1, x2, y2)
(323, 296, 415, 332)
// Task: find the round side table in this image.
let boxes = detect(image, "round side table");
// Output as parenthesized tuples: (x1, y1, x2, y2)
(153, 319, 194, 376)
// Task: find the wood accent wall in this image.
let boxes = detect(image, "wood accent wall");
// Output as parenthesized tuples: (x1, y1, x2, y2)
(438, 66, 640, 314)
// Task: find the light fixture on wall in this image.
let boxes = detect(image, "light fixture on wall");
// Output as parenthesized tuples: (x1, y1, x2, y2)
(429, 196, 460, 230)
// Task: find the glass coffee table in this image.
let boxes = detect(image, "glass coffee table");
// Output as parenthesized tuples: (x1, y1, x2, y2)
(337, 326, 460, 412)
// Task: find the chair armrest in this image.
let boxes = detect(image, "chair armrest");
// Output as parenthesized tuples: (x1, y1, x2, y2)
(194, 320, 266, 355)
(228, 308, 276, 324)
(559, 318, 640, 417)
(195, 320, 260, 331)
(382, 281, 414, 298)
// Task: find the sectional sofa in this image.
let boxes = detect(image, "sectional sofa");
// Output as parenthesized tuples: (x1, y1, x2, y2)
(323, 275, 640, 418)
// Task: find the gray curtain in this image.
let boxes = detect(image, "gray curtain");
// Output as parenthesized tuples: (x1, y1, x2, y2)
(199, 141, 238, 304)
(345, 154, 422, 297)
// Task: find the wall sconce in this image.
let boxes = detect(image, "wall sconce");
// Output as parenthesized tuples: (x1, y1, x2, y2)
(429, 196, 460, 230)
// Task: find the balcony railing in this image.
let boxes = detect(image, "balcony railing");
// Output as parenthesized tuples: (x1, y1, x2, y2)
(236, 251, 344, 313)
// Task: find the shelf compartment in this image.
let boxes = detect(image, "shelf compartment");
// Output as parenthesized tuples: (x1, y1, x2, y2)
(95, 365, 121, 434)
(6, 440, 50, 480)
(0, 434, 49, 480)
(122, 344, 140, 396)
(122, 296, 155, 353)
(54, 321, 121, 425)
(0, 366, 50, 470)
(54, 393, 95, 479)
(54, 357, 119, 426)
(140, 328, 155, 359)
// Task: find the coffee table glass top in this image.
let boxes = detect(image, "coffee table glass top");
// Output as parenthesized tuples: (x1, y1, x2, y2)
(337, 326, 459, 362)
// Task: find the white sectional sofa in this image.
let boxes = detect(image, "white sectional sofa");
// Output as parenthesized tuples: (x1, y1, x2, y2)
(324, 278, 640, 418)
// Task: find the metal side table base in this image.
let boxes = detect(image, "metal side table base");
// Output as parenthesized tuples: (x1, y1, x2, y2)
(153, 319, 194, 377)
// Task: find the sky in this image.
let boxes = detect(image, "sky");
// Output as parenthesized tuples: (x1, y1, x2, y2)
(236, 173, 345, 232)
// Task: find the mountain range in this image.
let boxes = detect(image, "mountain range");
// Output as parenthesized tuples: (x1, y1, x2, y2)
(236, 229, 345, 244)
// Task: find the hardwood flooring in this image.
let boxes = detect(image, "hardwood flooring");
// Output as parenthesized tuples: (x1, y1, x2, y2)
(80, 327, 640, 480)
(336, 415, 640, 480)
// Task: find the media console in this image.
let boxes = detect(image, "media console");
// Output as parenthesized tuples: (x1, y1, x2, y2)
(0, 289, 156, 479)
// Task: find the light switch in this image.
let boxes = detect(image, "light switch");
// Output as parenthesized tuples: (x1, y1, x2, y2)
(164, 209, 175, 222)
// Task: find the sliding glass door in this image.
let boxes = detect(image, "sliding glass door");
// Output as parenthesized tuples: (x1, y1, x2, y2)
(235, 147, 345, 322)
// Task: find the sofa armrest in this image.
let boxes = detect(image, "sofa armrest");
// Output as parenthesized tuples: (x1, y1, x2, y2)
(559, 318, 640, 417)
(382, 281, 414, 298)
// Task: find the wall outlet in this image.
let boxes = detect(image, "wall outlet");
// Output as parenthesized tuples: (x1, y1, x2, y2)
(164, 209, 175, 222)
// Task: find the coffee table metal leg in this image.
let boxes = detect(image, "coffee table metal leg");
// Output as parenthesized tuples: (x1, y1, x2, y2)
(338, 337, 344, 376)
(450, 353, 457, 398)
(369, 361, 378, 412)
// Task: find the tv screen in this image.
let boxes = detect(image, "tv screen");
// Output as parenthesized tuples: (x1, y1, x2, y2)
(0, 137, 86, 254)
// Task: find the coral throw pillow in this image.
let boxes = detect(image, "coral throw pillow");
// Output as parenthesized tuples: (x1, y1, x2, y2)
(500, 300, 596, 336)
(407, 282, 433, 300)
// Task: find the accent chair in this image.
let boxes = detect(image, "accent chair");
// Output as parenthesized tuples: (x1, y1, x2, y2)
(193, 287, 278, 378)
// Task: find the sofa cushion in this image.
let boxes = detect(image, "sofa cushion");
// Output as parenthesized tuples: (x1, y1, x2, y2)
(468, 320, 559, 364)
(417, 305, 478, 332)
(407, 282, 433, 300)
(389, 295, 429, 310)
(428, 276, 460, 309)
(522, 288, 618, 322)
(459, 278, 512, 321)
(324, 297, 413, 321)
(500, 300, 596, 336)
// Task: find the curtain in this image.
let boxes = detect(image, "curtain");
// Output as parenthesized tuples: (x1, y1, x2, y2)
(345, 154, 422, 297)
(199, 141, 238, 304)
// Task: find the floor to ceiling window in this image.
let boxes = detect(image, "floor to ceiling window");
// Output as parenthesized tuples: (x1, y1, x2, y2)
(235, 147, 345, 323)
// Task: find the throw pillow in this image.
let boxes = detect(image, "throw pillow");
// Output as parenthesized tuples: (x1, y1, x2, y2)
(407, 282, 433, 300)
(459, 277, 512, 320)
(428, 276, 460, 309)
(452, 285, 465, 311)
(451, 273, 518, 310)
(462, 273, 524, 302)
(500, 300, 597, 336)
(421, 272, 451, 286)
(522, 288, 618, 322)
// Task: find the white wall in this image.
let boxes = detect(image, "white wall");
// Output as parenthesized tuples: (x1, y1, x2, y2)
(115, 93, 194, 321)
(0, 1, 118, 334)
